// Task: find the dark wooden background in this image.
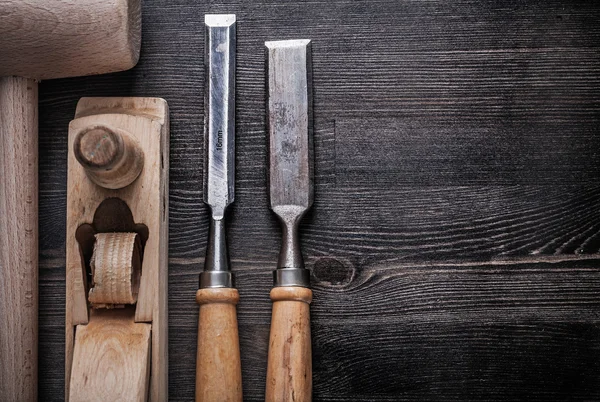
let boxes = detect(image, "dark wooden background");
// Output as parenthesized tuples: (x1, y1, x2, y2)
(38, 0, 600, 400)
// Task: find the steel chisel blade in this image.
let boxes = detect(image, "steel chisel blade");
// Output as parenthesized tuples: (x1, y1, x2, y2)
(266, 39, 313, 214)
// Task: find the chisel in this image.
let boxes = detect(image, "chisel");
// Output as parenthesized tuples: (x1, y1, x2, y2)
(265, 39, 314, 402)
(195, 14, 242, 402)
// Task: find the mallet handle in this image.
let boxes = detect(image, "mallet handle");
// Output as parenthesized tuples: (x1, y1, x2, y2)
(0, 76, 38, 402)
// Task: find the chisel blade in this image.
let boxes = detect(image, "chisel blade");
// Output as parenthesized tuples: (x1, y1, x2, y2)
(203, 14, 236, 220)
(201, 14, 236, 288)
(266, 39, 313, 285)
(266, 39, 313, 215)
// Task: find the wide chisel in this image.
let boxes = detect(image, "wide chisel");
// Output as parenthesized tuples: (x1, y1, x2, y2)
(195, 14, 242, 402)
(265, 39, 314, 402)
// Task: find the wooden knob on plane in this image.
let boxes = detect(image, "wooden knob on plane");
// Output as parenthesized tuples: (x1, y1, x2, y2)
(265, 286, 312, 402)
(74, 125, 144, 189)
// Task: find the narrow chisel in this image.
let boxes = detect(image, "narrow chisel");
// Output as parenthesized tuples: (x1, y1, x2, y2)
(195, 14, 242, 402)
(265, 39, 314, 402)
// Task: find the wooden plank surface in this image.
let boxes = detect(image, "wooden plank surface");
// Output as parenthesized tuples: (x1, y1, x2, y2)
(37, 0, 600, 400)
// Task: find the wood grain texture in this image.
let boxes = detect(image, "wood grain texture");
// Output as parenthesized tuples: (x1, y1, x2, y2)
(35, 0, 600, 400)
(0, 76, 38, 402)
(88, 232, 141, 307)
(0, 0, 141, 80)
(69, 308, 151, 402)
(266, 287, 312, 402)
(73, 125, 145, 189)
(195, 288, 243, 402)
(66, 97, 169, 401)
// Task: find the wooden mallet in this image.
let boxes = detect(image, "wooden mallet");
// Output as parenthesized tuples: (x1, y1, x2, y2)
(0, 1, 141, 400)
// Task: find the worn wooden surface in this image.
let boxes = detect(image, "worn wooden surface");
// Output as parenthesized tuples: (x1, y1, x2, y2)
(195, 288, 243, 402)
(0, 76, 38, 402)
(0, 0, 141, 80)
(266, 287, 313, 402)
(65, 97, 169, 401)
(69, 308, 151, 402)
(38, 0, 600, 400)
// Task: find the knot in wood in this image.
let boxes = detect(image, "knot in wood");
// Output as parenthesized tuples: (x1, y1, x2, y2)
(312, 257, 354, 287)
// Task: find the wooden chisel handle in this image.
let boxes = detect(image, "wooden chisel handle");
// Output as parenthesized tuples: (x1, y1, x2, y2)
(265, 286, 312, 402)
(195, 288, 243, 402)
(0, 76, 38, 401)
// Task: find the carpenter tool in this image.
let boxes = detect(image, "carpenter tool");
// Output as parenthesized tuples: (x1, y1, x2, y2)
(0, 2, 141, 400)
(66, 97, 169, 401)
(195, 14, 243, 402)
(265, 39, 314, 402)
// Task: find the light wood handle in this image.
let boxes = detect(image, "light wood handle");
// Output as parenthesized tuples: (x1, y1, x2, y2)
(0, 76, 38, 401)
(265, 287, 312, 402)
(196, 288, 243, 402)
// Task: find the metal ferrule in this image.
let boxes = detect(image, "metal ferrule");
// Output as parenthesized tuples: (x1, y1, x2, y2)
(273, 268, 310, 288)
(201, 217, 233, 288)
